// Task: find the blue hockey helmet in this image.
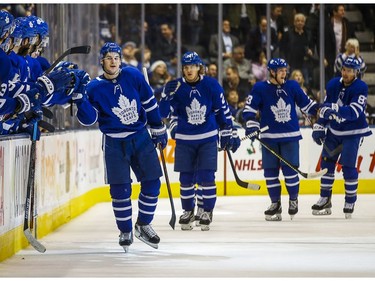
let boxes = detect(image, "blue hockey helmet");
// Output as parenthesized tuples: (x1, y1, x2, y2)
(29, 16, 49, 45)
(0, 10, 14, 39)
(100, 42, 122, 59)
(9, 17, 38, 47)
(342, 57, 361, 70)
(267, 58, 288, 71)
(181, 51, 202, 66)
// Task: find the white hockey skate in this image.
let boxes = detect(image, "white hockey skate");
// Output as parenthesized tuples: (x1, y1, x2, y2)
(119, 231, 133, 253)
(343, 202, 355, 219)
(312, 197, 332, 215)
(179, 209, 195, 230)
(195, 207, 204, 227)
(134, 223, 160, 249)
(200, 211, 213, 231)
(265, 200, 282, 221)
(288, 199, 298, 220)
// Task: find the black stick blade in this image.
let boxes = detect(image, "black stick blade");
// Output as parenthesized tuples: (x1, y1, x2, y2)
(45, 45, 92, 74)
(38, 120, 55, 132)
(41, 107, 54, 119)
(227, 151, 260, 190)
(69, 45, 91, 55)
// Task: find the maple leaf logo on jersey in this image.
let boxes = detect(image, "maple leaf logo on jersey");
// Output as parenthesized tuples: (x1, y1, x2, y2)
(111, 95, 138, 125)
(186, 98, 206, 125)
(271, 98, 291, 123)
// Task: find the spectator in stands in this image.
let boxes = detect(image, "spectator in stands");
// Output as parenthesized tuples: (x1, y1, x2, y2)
(290, 69, 318, 125)
(208, 19, 239, 63)
(245, 16, 278, 62)
(226, 89, 241, 118)
(290, 69, 316, 100)
(334, 38, 367, 78)
(152, 23, 179, 77)
(224, 4, 257, 44)
(251, 50, 268, 82)
(121, 41, 138, 68)
(323, 4, 356, 81)
(149, 60, 173, 101)
(222, 66, 252, 104)
(280, 13, 314, 87)
(270, 4, 286, 46)
(206, 63, 218, 79)
(181, 4, 204, 46)
(134, 46, 152, 73)
(223, 45, 255, 84)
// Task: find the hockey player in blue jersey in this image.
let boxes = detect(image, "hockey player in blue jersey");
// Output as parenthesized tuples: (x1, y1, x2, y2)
(242, 58, 318, 221)
(159, 51, 240, 231)
(311, 57, 372, 219)
(74, 42, 167, 252)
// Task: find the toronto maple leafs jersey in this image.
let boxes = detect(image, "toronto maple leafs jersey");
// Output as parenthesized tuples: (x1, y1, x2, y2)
(0, 50, 32, 118)
(159, 75, 233, 144)
(242, 80, 318, 142)
(323, 77, 372, 138)
(78, 66, 162, 138)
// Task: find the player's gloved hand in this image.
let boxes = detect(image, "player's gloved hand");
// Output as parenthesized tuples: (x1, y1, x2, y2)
(24, 108, 43, 124)
(219, 126, 232, 151)
(169, 118, 178, 140)
(20, 111, 43, 141)
(54, 61, 78, 70)
(70, 70, 91, 103)
(319, 107, 336, 121)
(230, 129, 241, 153)
(69, 69, 91, 93)
(37, 67, 75, 95)
(312, 123, 326, 145)
(245, 119, 260, 141)
(150, 123, 168, 149)
(15, 88, 42, 114)
(319, 103, 339, 120)
(1, 118, 21, 135)
(161, 80, 180, 101)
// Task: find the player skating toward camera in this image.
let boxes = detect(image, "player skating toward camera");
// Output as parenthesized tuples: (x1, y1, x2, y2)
(75, 42, 168, 251)
(242, 58, 319, 221)
(311, 57, 372, 219)
(159, 51, 240, 231)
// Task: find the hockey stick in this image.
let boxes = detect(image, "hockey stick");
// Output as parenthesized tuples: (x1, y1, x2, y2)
(38, 120, 55, 132)
(142, 67, 176, 229)
(158, 144, 176, 230)
(226, 150, 260, 190)
(44, 45, 91, 116)
(41, 107, 53, 119)
(23, 122, 46, 253)
(218, 126, 269, 152)
(44, 45, 91, 74)
(254, 135, 328, 179)
(224, 126, 269, 190)
(302, 112, 343, 157)
(240, 125, 269, 141)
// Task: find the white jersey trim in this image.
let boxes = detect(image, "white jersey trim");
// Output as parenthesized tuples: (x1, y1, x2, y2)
(106, 130, 137, 138)
(261, 130, 301, 139)
(328, 126, 371, 136)
(175, 129, 218, 141)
